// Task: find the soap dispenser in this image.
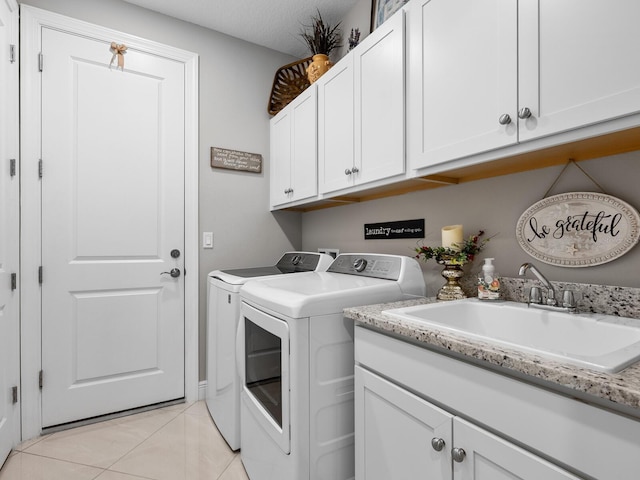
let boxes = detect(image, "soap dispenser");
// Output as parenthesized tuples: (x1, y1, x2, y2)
(478, 258, 501, 300)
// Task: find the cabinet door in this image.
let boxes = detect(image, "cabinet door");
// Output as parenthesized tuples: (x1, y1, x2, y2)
(519, 0, 640, 142)
(355, 11, 405, 185)
(453, 418, 580, 480)
(290, 86, 318, 202)
(408, 0, 518, 169)
(318, 54, 355, 194)
(270, 109, 292, 207)
(355, 366, 453, 480)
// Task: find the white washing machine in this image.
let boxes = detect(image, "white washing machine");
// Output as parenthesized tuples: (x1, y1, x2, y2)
(206, 252, 333, 450)
(238, 253, 426, 480)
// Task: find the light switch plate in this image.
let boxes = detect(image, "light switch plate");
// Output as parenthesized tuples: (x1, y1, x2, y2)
(203, 232, 213, 249)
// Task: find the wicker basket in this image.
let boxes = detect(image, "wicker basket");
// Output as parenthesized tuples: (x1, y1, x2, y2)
(268, 57, 313, 116)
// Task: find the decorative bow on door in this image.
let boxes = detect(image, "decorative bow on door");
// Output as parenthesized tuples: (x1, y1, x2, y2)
(109, 42, 127, 70)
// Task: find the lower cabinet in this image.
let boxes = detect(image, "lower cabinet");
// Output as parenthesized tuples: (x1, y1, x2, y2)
(355, 366, 579, 480)
(354, 325, 640, 479)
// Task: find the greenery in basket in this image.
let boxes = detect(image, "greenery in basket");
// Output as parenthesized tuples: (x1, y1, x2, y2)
(415, 230, 491, 265)
(299, 9, 342, 56)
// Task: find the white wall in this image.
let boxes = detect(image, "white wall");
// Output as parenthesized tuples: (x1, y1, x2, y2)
(302, 152, 640, 297)
(20, 0, 303, 380)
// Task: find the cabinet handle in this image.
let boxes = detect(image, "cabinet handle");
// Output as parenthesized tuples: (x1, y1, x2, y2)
(351, 166, 359, 174)
(452, 447, 466, 463)
(284, 188, 293, 194)
(431, 437, 445, 452)
(345, 168, 352, 175)
(498, 114, 512, 125)
(518, 107, 532, 119)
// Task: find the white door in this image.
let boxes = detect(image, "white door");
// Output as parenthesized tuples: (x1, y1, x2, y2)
(289, 85, 318, 203)
(0, 0, 20, 462)
(355, 367, 452, 480)
(453, 418, 580, 480)
(518, 0, 640, 142)
(270, 107, 293, 207)
(318, 54, 355, 194)
(355, 11, 405, 185)
(40, 27, 185, 427)
(408, 0, 518, 169)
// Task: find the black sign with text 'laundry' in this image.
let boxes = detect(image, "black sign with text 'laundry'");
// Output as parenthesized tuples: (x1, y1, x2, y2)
(364, 219, 425, 240)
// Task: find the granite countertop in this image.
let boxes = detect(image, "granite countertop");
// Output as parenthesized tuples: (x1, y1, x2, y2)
(345, 297, 640, 414)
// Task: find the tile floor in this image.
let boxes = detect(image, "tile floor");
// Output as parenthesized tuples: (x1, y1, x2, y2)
(0, 401, 249, 480)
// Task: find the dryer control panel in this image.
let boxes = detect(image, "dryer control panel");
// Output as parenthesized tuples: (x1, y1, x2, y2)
(327, 254, 403, 280)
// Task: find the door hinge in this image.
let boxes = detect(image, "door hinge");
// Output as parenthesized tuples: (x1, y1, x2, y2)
(39, 370, 43, 389)
(38, 159, 43, 178)
(38, 266, 43, 285)
(11, 273, 17, 291)
(9, 44, 16, 64)
(10, 158, 16, 177)
(11, 386, 18, 404)
(38, 52, 43, 72)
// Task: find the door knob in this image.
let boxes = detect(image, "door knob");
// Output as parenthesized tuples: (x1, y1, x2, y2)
(518, 107, 532, 119)
(431, 437, 445, 452)
(161, 268, 181, 278)
(452, 447, 466, 463)
(498, 113, 512, 125)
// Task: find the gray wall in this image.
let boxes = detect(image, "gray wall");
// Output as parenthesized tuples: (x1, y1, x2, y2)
(22, 0, 303, 381)
(336, 0, 373, 59)
(302, 152, 640, 297)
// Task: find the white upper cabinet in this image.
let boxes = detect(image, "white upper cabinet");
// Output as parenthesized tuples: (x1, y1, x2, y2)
(355, 10, 405, 186)
(318, 53, 355, 194)
(319, 10, 405, 195)
(407, 0, 518, 169)
(518, 0, 640, 142)
(409, 0, 640, 171)
(270, 85, 318, 209)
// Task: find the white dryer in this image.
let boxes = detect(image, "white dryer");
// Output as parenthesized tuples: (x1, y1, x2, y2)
(238, 253, 426, 480)
(206, 252, 333, 450)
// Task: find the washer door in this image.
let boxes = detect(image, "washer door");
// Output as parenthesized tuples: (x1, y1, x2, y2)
(241, 302, 291, 454)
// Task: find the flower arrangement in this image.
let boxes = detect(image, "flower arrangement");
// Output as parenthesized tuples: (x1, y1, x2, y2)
(299, 10, 342, 56)
(415, 230, 490, 265)
(348, 28, 361, 51)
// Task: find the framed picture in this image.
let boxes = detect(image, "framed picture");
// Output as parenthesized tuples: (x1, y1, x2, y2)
(371, 0, 408, 31)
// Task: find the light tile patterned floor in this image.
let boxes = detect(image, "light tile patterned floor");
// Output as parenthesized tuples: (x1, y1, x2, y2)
(0, 401, 249, 480)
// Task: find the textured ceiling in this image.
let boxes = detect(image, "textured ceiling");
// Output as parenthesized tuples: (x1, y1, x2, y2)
(122, 0, 358, 58)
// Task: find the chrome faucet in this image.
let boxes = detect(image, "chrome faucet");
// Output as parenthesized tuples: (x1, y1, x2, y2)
(518, 262, 557, 306)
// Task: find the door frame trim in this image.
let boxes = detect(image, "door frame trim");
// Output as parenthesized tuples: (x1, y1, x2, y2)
(19, 5, 200, 440)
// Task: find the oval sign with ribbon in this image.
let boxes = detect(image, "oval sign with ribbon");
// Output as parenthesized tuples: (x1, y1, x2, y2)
(516, 192, 640, 267)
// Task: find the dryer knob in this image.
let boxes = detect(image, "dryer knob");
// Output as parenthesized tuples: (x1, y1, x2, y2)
(353, 258, 368, 272)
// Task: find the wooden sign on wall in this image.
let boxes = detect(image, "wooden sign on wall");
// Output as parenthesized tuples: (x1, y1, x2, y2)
(516, 192, 640, 267)
(211, 147, 262, 173)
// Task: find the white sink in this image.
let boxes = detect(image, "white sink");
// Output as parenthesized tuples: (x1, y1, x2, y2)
(383, 298, 640, 373)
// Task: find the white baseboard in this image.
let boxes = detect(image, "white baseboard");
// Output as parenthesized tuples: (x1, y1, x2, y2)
(198, 381, 207, 401)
